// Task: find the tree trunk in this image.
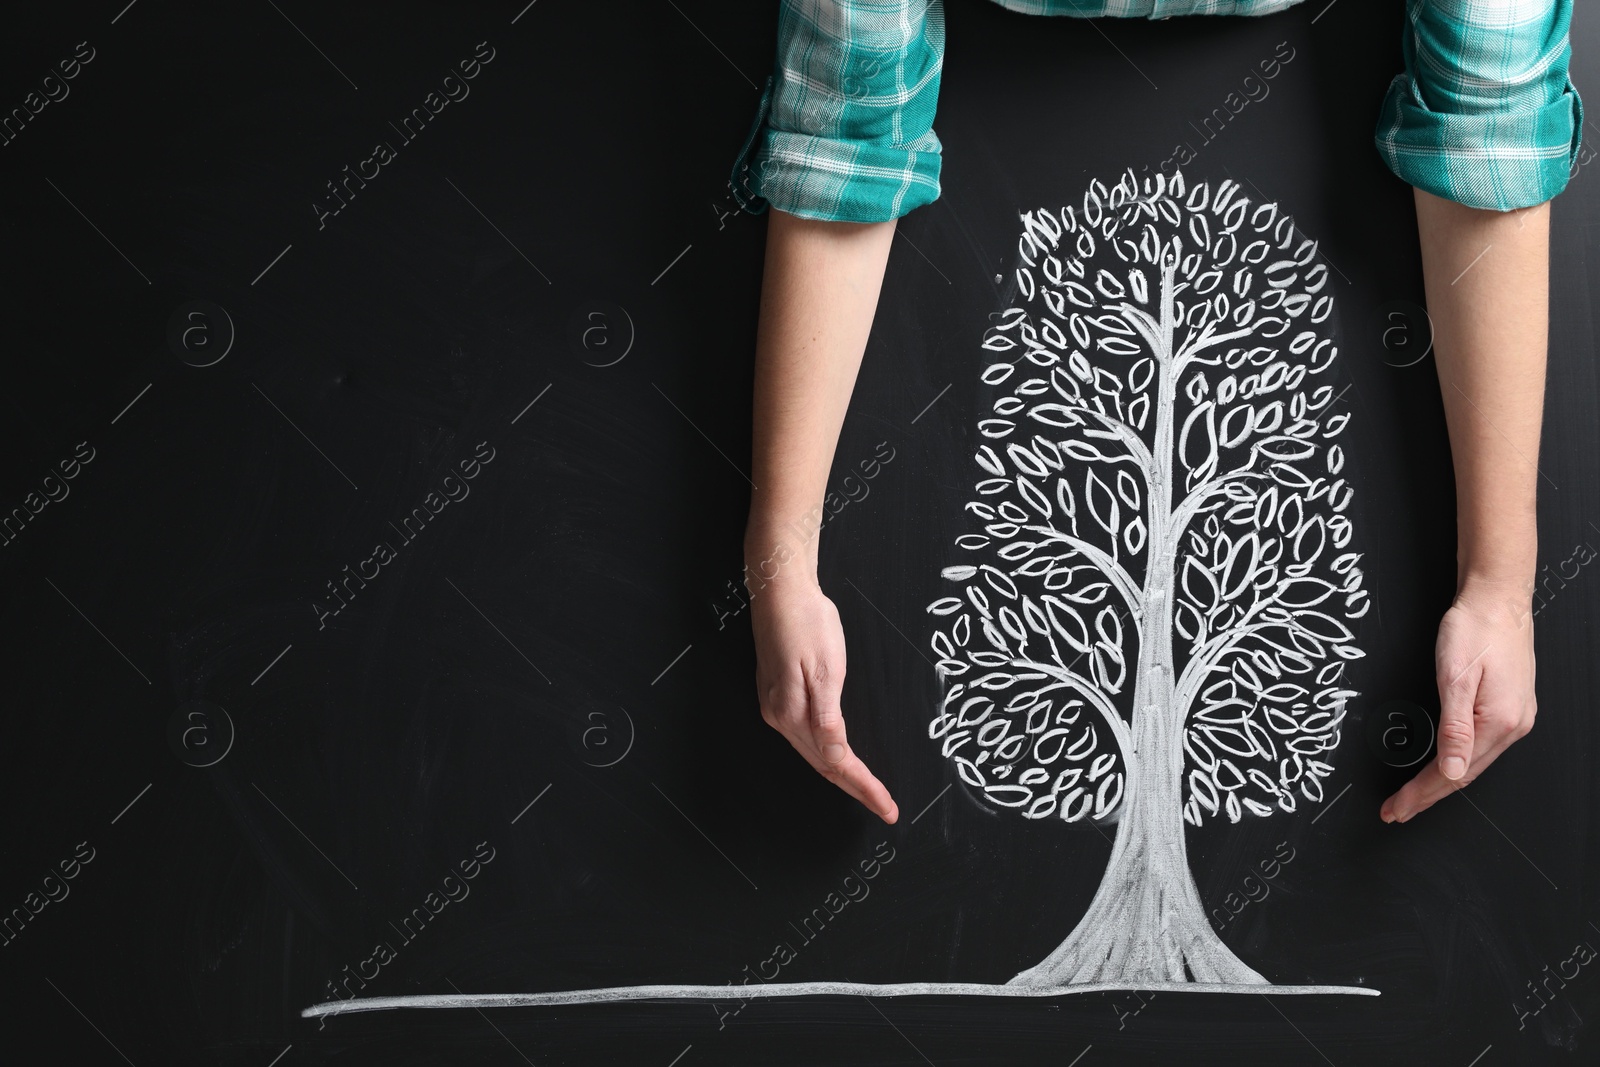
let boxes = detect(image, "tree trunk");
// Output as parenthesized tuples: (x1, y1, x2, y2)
(1005, 656, 1267, 986)
(1008, 260, 1266, 988)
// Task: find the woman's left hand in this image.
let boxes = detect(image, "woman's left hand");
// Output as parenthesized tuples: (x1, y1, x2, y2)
(1380, 578, 1538, 823)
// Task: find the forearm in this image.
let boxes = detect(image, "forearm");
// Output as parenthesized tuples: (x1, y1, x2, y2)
(744, 208, 897, 588)
(1413, 187, 1549, 598)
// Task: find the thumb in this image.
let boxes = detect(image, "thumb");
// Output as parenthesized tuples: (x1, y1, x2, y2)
(811, 689, 850, 766)
(1436, 664, 1478, 781)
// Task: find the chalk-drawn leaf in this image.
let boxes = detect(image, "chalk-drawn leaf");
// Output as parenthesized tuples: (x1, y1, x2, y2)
(983, 567, 1019, 600)
(1095, 605, 1123, 650)
(1043, 597, 1091, 652)
(1094, 772, 1124, 818)
(1124, 515, 1147, 555)
(1201, 726, 1257, 759)
(981, 618, 1011, 653)
(983, 362, 1016, 385)
(1181, 556, 1220, 612)
(1038, 316, 1071, 350)
(1257, 438, 1316, 462)
(1059, 788, 1092, 822)
(1218, 402, 1254, 448)
(1128, 357, 1154, 394)
(998, 606, 1026, 642)
(1185, 729, 1218, 772)
(1276, 577, 1337, 607)
(1179, 402, 1219, 484)
(1061, 440, 1112, 463)
(1174, 599, 1204, 641)
(1294, 610, 1353, 643)
(1065, 725, 1098, 762)
(1007, 443, 1050, 478)
(1127, 393, 1150, 429)
(1094, 268, 1126, 299)
(1115, 469, 1142, 510)
(1034, 729, 1071, 763)
(1061, 582, 1110, 605)
(1277, 494, 1305, 536)
(1025, 794, 1059, 819)
(1017, 476, 1052, 519)
(1086, 470, 1119, 535)
(1231, 658, 1265, 696)
(1244, 718, 1278, 760)
(1097, 337, 1141, 357)
(1029, 403, 1083, 429)
(1022, 596, 1051, 636)
(957, 697, 994, 727)
(1220, 534, 1260, 599)
(984, 784, 1032, 807)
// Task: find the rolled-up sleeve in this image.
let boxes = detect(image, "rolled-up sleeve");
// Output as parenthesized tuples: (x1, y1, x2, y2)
(730, 0, 946, 223)
(1374, 0, 1584, 211)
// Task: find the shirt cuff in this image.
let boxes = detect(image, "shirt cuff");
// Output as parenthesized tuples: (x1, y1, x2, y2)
(729, 74, 944, 224)
(1373, 69, 1585, 212)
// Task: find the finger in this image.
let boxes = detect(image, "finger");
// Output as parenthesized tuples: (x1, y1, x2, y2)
(803, 742, 899, 823)
(810, 697, 899, 823)
(758, 688, 889, 817)
(1434, 649, 1482, 782)
(1381, 728, 1518, 823)
(809, 684, 852, 770)
(1382, 681, 1537, 823)
(824, 750, 897, 823)
(779, 725, 898, 823)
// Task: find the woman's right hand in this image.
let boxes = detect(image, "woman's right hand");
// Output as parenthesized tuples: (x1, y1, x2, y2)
(750, 578, 899, 824)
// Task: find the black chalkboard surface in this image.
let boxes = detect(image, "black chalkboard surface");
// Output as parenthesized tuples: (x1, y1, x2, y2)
(2, 1, 1597, 1064)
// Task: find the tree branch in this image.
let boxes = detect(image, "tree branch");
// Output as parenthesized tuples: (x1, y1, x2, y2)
(1068, 405, 1155, 476)
(1174, 610, 1318, 711)
(1021, 526, 1143, 620)
(1169, 467, 1268, 542)
(1175, 322, 1262, 366)
(1111, 301, 1164, 364)
(1009, 659, 1134, 766)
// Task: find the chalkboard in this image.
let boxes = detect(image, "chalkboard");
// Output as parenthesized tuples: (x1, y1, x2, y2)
(2, 1, 1597, 1064)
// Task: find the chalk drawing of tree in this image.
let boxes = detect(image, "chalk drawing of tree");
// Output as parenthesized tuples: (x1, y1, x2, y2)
(297, 166, 1383, 1021)
(926, 167, 1368, 987)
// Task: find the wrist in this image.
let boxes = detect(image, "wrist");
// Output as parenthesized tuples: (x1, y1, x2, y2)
(744, 515, 821, 593)
(1455, 517, 1537, 596)
(1455, 568, 1535, 608)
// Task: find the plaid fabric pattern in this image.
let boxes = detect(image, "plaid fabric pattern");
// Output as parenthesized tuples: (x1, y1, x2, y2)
(1376, 0, 1583, 210)
(729, 0, 1584, 219)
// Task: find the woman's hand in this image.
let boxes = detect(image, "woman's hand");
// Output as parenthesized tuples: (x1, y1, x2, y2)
(750, 579, 899, 824)
(1380, 579, 1537, 823)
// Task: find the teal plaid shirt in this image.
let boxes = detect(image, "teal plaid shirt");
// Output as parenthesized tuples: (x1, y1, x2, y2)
(729, 0, 1584, 219)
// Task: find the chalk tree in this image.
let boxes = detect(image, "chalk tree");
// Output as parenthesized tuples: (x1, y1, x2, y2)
(926, 168, 1368, 986)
